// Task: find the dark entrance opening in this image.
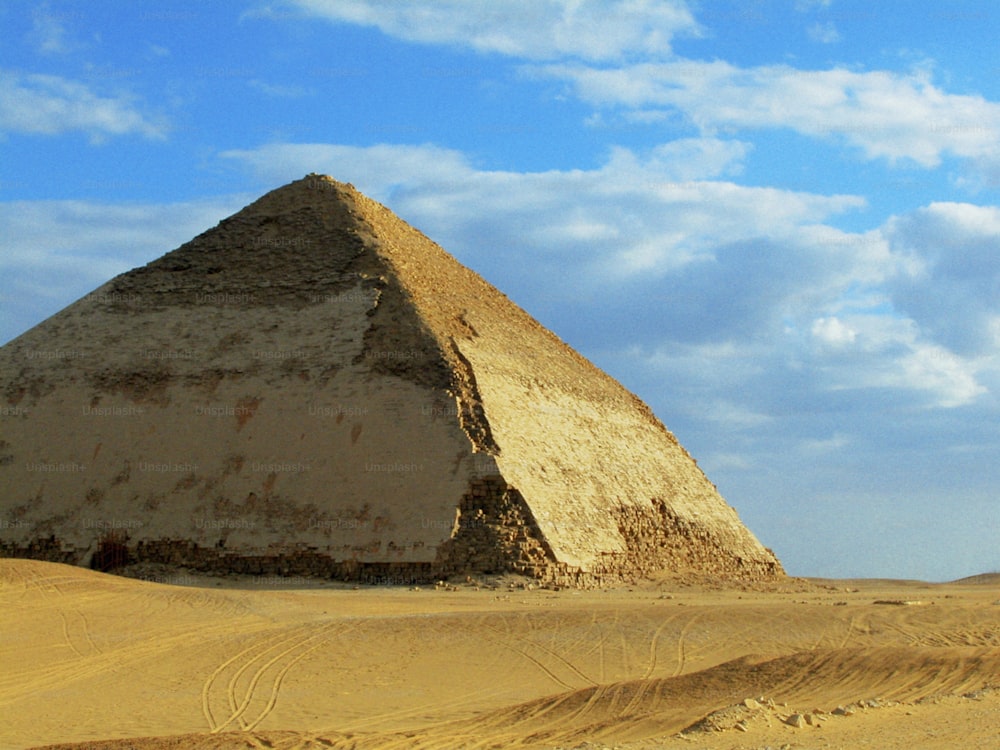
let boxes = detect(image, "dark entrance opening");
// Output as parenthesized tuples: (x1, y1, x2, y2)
(92, 532, 131, 572)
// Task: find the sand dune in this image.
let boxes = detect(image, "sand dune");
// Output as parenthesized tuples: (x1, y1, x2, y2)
(953, 572, 1000, 585)
(2, 559, 998, 749)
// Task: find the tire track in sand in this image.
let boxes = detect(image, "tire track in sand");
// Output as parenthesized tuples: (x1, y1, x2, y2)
(619, 611, 694, 718)
(672, 611, 703, 677)
(482, 613, 598, 692)
(205, 622, 343, 734)
(243, 622, 355, 732)
(22, 568, 103, 660)
(519, 613, 598, 687)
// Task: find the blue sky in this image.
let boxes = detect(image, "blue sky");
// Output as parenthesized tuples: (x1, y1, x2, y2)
(2, 0, 999, 580)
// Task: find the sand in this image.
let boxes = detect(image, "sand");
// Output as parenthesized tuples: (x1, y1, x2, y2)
(1, 559, 998, 749)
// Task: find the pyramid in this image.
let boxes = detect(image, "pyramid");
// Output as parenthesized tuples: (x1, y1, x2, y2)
(0, 174, 782, 585)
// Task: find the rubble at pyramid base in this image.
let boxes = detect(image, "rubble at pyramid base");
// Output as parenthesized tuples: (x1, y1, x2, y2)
(3, 479, 780, 587)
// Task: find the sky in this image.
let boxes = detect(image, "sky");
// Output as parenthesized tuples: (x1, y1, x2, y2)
(2, 0, 999, 581)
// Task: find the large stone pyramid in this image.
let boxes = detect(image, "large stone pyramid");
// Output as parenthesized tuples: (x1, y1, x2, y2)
(0, 174, 782, 585)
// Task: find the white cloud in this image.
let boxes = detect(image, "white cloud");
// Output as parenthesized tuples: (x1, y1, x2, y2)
(260, 0, 999, 175)
(895, 345, 986, 407)
(604, 137, 751, 180)
(804, 312, 987, 408)
(0, 199, 243, 271)
(237, 141, 993, 413)
(276, 0, 699, 60)
(540, 60, 1000, 167)
(262, 0, 999, 177)
(812, 316, 856, 346)
(0, 71, 166, 141)
(853, 341, 988, 409)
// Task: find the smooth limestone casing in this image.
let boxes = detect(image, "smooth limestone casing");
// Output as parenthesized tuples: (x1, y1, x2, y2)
(0, 174, 782, 582)
(458, 328, 759, 571)
(347, 183, 782, 580)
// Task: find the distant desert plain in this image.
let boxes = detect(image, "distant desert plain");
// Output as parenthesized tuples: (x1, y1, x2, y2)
(1, 559, 998, 750)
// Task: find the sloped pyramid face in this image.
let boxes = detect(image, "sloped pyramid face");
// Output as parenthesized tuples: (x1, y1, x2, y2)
(0, 174, 782, 585)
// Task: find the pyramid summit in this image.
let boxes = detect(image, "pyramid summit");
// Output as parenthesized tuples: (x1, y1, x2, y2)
(0, 174, 782, 585)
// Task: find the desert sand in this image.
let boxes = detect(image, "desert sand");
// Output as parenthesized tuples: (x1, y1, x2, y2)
(2, 559, 997, 749)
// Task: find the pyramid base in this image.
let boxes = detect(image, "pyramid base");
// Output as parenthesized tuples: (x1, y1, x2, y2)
(0, 480, 782, 587)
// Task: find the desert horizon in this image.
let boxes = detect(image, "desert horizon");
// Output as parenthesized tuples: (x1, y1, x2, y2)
(2, 558, 998, 750)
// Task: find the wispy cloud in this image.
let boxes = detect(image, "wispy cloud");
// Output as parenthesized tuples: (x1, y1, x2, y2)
(28, 5, 78, 54)
(277, 0, 700, 60)
(539, 61, 1000, 168)
(0, 71, 167, 141)
(263, 0, 1000, 175)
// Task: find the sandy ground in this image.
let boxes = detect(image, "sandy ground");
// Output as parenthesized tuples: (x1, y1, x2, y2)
(1, 560, 998, 750)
